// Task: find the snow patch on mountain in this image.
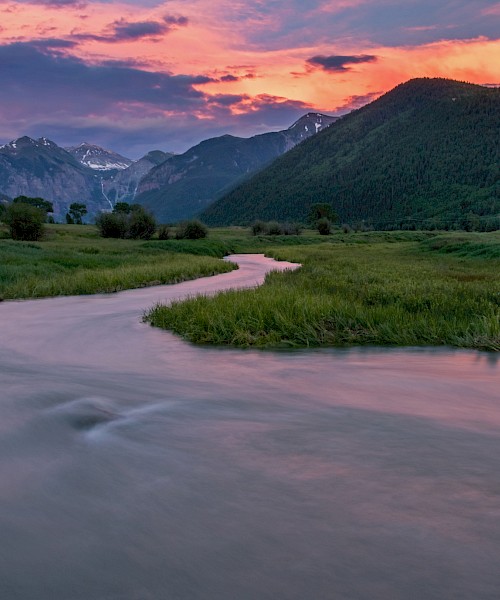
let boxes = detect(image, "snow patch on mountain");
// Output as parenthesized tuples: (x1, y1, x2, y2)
(66, 143, 133, 171)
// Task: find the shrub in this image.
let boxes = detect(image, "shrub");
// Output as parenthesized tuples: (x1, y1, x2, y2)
(158, 224, 170, 240)
(317, 217, 332, 235)
(128, 209, 156, 240)
(96, 207, 156, 239)
(282, 222, 302, 236)
(267, 221, 283, 235)
(251, 220, 301, 236)
(95, 212, 128, 238)
(175, 220, 208, 240)
(4, 203, 45, 241)
(251, 220, 267, 236)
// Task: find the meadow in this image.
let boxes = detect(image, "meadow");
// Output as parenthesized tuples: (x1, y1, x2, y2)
(146, 230, 500, 351)
(1, 223, 498, 350)
(0, 224, 235, 299)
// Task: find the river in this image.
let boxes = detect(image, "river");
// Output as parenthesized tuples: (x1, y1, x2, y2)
(0, 254, 499, 599)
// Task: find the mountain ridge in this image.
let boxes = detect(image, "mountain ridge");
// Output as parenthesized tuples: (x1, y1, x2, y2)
(201, 78, 500, 229)
(134, 112, 338, 222)
(0, 112, 337, 220)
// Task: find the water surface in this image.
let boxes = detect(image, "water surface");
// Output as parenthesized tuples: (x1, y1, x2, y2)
(1, 255, 499, 599)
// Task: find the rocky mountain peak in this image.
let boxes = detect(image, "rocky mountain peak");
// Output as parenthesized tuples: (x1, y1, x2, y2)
(66, 143, 133, 171)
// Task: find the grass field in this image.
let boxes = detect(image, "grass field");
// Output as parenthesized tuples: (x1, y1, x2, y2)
(146, 231, 500, 351)
(0, 224, 235, 299)
(2, 223, 499, 350)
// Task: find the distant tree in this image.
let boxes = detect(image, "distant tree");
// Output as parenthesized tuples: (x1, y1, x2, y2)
(113, 202, 132, 214)
(65, 213, 74, 224)
(13, 196, 53, 219)
(4, 203, 45, 241)
(67, 202, 88, 225)
(158, 224, 170, 240)
(317, 217, 332, 235)
(308, 203, 338, 226)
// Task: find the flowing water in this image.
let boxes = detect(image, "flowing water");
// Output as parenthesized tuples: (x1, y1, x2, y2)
(0, 255, 499, 599)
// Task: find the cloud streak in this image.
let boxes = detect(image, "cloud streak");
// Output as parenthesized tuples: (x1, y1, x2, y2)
(307, 54, 378, 72)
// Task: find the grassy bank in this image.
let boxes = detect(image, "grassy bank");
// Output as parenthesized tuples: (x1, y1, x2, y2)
(146, 231, 500, 351)
(0, 224, 235, 299)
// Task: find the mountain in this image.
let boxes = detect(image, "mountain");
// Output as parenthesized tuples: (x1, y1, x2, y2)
(134, 113, 338, 223)
(102, 150, 173, 205)
(0, 137, 104, 216)
(201, 79, 500, 229)
(0, 138, 172, 218)
(66, 143, 133, 171)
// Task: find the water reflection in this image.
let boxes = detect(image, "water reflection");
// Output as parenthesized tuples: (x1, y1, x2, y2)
(0, 255, 499, 599)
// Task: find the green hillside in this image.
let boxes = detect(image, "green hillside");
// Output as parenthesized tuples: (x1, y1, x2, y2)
(202, 78, 500, 230)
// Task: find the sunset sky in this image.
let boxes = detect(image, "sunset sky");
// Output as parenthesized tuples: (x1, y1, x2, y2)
(0, 0, 499, 157)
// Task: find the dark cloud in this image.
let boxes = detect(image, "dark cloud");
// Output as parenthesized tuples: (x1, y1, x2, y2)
(0, 41, 315, 157)
(72, 14, 188, 44)
(109, 19, 169, 41)
(163, 15, 189, 26)
(0, 42, 210, 113)
(307, 54, 378, 72)
(208, 94, 248, 106)
(220, 74, 240, 82)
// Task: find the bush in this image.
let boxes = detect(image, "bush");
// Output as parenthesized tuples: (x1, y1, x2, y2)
(251, 220, 301, 236)
(175, 220, 208, 240)
(158, 224, 170, 240)
(96, 207, 156, 239)
(266, 221, 283, 235)
(95, 212, 128, 238)
(251, 220, 267, 236)
(4, 203, 45, 241)
(317, 217, 332, 235)
(128, 209, 156, 240)
(281, 222, 302, 236)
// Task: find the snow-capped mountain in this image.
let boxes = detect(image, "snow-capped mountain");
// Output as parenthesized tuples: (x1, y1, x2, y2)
(0, 112, 337, 222)
(134, 113, 338, 222)
(0, 136, 104, 215)
(0, 136, 61, 154)
(66, 143, 133, 171)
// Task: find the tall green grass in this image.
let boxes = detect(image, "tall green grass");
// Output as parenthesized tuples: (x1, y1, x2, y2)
(0, 225, 234, 299)
(146, 233, 500, 351)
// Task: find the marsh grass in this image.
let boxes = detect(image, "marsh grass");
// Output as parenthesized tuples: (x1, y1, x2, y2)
(0, 224, 234, 299)
(146, 232, 500, 351)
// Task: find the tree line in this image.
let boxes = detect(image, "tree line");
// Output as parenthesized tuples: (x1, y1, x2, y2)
(0, 196, 208, 241)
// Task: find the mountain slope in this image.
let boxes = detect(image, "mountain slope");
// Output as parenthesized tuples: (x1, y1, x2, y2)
(202, 79, 500, 228)
(102, 150, 173, 205)
(0, 137, 104, 216)
(134, 113, 337, 222)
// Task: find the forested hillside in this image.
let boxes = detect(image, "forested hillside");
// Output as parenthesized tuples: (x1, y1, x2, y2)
(202, 79, 500, 230)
